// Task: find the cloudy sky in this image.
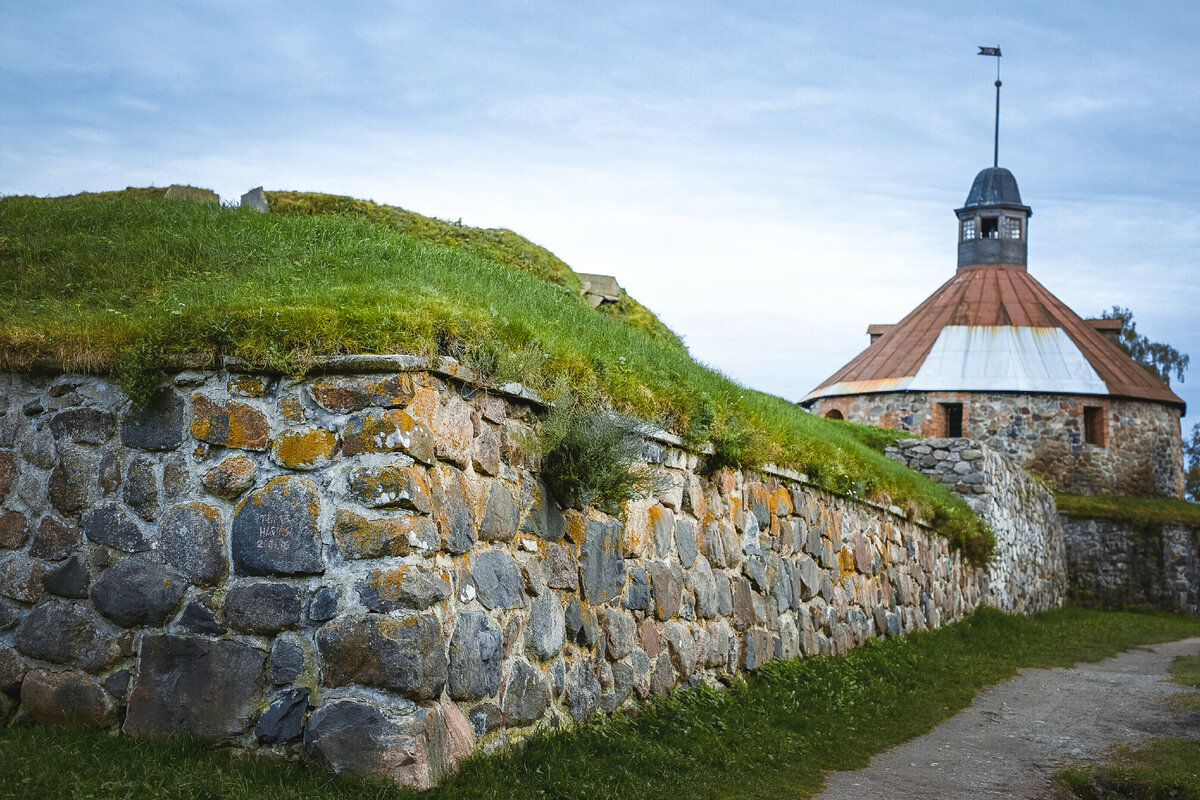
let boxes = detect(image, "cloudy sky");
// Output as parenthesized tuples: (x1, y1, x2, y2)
(3, 2, 1198, 432)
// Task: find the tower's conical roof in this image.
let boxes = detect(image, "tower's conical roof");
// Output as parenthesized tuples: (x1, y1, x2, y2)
(960, 166, 1029, 211)
(802, 265, 1184, 407)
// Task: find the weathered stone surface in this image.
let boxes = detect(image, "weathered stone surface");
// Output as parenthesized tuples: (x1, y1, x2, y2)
(502, 658, 550, 727)
(271, 428, 337, 470)
(468, 549, 526, 609)
(309, 374, 414, 413)
(270, 638, 305, 684)
(565, 660, 601, 721)
(469, 703, 501, 736)
(472, 424, 501, 476)
(527, 591, 565, 660)
(730, 575, 756, 630)
(674, 518, 698, 567)
(521, 479, 566, 542)
(125, 634, 266, 743)
(28, 515, 77, 561)
(49, 408, 115, 445)
(566, 598, 600, 647)
(123, 456, 159, 521)
(158, 502, 225, 585)
(104, 669, 130, 699)
(303, 700, 430, 788)
(689, 557, 718, 619)
(742, 629, 773, 671)
(0, 597, 21, 631)
(348, 465, 432, 512)
(228, 374, 271, 397)
(223, 582, 302, 634)
(0, 450, 14, 501)
(15, 601, 121, 672)
(603, 607, 636, 661)
(359, 566, 451, 612)
(626, 565, 650, 611)
(317, 613, 447, 700)
(479, 482, 518, 542)
(190, 395, 268, 451)
(0, 554, 44, 603)
(544, 542, 578, 590)
(43, 555, 90, 598)
(309, 586, 341, 623)
(203, 455, 257, 500)
(430, 467, 476, 554)
(647, 560, 683, 620)
(436, 396, 474, 468)
(701, 521, 727, 568)
(21, 668, 116, 727)
(178, 600, 226, 635)
(343, 409, 434, 464)
(232, 477, 324, 576)
(81, 505, 149, 552)
(579, 520, 624, 604)
(795, 554, 819, 601)
(650, 506, 675, 559)
(256, 688, 310, 744)
(91, 554, 186, 628)
(121, 393, 186, 451)
(447, 611, 502, 700)
(0, 643, 27, 691)
(0, 510, 28, 549)
(49, 450, 95, 514)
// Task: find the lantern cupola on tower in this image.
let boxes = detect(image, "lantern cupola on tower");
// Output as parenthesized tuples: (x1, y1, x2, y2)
(955, 166, 1031, 269)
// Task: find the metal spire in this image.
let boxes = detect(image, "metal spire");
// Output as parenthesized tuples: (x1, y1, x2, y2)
(978, 46, 1002, 167)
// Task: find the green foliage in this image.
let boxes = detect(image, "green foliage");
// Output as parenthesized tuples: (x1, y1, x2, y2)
(823, 416, 921, 453)
(1057, 739, 1200, 800)
(0, 193, 990, 559)
(1055, 493, 1200, 532)
(3, 608, 1200, 800)
(1103, 306, 1189, 386)
(1184, 423, 1200, 503)
(536, 397, 659, 513)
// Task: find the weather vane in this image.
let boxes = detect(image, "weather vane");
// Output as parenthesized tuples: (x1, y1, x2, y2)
(978, 45, 1002, 168)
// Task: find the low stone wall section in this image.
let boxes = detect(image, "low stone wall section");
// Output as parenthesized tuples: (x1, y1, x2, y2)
(886, 437, 1067, 614)
(0, 367, 1036, 787)
(1060, 515, 1200, 615)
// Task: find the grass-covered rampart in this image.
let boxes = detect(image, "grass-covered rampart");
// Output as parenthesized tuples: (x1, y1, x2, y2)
(0, 192, 990, 560)
(2, 607, 1199, 800)
(1056, 493, 1200, 531)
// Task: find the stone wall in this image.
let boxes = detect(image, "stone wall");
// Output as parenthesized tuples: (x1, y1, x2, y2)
(811, 391, 1184, 499)
(0, 364, 1055, 788)
(1060, 515, 1200, 615)
(886, 437, 1067, 614)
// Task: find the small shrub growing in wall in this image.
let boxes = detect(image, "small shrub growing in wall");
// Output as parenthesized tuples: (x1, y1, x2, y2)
(537, 397, 659, 514)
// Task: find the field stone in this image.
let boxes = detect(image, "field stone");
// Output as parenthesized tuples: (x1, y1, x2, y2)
(478, 482, 518, 542)
(104, 669, 130, 699)
(468, 549, 526, 609)
(358, 566, 451, 612)
(674, 519, 698, 567)
(0, 451, 14, 501)
(121, 393, 186, 451)
(309, 374, 414, 413)
(625, 566, 650, 612)
(29, 516, 79, 561)
(270, 638, 306, 684)
(649, 654, 674, 697)
(647, 560, 683, 621)
(49, 450, 96, 514)
(81, 505, 149, 552)
(0, 597, 20, 631)
(125, 634, 267, 743)
(0, 643, 27, 691)
(472, 424, 501, 476)
(203, 456, 257, 500)
(502, 658, 550, 727)
(520, 479, 565, 542)
(189, 395, 268, 451)
(270, 428, 337, 470)
(435, 396, 474, 468)
(430, 467, 476, 554)
(579, 520, 624, 604)
(42, 555, 90, 598)
(14, 600, 121, 672)
(689, 557, 718, 619)
(795, 554, 819, 601)
(448, 611, 502, 700)
(0, 554, 44, 603)
(232, 477, 324, 576)
(650, 506, 675, 558)
(91, 554, 186, 628)
(565, 660, 601, 721)
(308, 586, 341, 623)
(178, 601, 226, 635)
(317, 613, 447, 700)
(223, 583, 302, 634)
(543, 542, 577, 590)
(742, 629, 773, 671)
(603, 607, 636, 661)
(158, 502, 225, 585)
(565, 599, 599, 647)
(342, 409, 434, 464)
(21, 668, 116, 728)
(665, 621, 697, 680)
(730, 575, 756, 630)
(122, 456, 159, 521)
(0, 510, 29, 549)
(49, 408, 115, 445)
(303, 700, 430, 788)
(347, 465, 432, 512)
(255, 687, 310, 744)
(469, 703, 501, 736)
(527, 591, 565, 660)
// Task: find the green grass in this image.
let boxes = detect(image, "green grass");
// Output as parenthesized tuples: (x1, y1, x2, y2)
(1056, 493, 1200, 532)
(0, 192, 990, 560)
(1056, 740, 1200, 800)
(2, 607, 1199, 800)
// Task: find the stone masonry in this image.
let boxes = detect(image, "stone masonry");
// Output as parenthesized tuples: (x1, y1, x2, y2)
(0, 363, 1063, 788)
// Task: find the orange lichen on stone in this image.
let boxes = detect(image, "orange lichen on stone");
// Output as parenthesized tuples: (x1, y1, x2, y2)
(769, 488, 793, 517)
(309, 374, 414, 414)
(272, 428, 338, 470)
(202, 453, 258, 500)
(277, 396, 307, 423)
(228, 374, 270, 397)
(837, 546, 855, 578)
(621, 500, 652, 558)
(190, 394, 269, 451)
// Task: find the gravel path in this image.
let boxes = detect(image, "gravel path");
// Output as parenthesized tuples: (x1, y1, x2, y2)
(814, 637, 1200, 800)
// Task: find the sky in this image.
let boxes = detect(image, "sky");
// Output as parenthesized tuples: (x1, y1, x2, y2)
(3, 1, 1198, 433)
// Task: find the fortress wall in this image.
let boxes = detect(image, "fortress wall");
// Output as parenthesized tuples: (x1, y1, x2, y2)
(1059, 515, 1200, 615)
(886, 437, 1068, 614)
(0, 366, 1055, 788)
(812, 391, 1184, 499)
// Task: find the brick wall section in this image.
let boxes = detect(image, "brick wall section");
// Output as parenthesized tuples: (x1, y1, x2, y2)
(812, 391, 1184, 498)
(0, 368, 1061, 788)
(1060, 515, 1200, 615)
(886, 437, 1067, 614)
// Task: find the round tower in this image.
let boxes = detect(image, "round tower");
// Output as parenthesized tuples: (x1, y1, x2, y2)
(955, 167, 1031, 269)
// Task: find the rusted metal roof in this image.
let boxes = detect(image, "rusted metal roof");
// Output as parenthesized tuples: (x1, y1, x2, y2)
(804, 264, 1185, 408)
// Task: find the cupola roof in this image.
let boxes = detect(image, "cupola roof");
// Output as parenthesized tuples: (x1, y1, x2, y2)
(959, 167, 1029, 213)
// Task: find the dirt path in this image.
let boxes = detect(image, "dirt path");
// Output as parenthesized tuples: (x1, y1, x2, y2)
(814, 637, 1200, 800)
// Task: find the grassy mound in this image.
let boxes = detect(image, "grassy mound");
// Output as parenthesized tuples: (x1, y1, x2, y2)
(0, 192, 990, 561)
(1055, 493, 1200, 531)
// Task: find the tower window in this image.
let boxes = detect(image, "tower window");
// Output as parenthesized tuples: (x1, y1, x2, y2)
(961, 218, 977, 242)
(1003, 216, 1022, 239)
(1083, 406, 1106, 446)
(940, 403, 964, 437)
(980, 217, 999, 239)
